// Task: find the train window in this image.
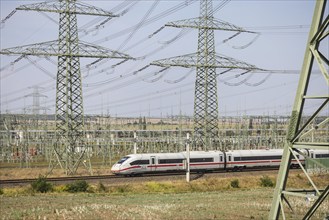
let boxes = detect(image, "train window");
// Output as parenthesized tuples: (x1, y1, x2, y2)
(316, 154, 329, 158)
(190, 158, 214, 163)
(117, 157, 130, 164)
(220, 156, 223, 162)
(130, 160, 149, 165)
(228, 156, 231, 161)
(235, 155, 282, 161)
(159, 159, 183, 164)
(151, 157, 155, 165)
(234, 157, 241, 161)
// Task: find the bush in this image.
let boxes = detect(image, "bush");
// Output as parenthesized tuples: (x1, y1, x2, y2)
(65, 180, 89, 193)
(230, 179, 240, 188)
(260, 175, 274, 187)
(97, 182, 107, 193)
(0, 188, 3, 195)
(31, 175, 53, 193)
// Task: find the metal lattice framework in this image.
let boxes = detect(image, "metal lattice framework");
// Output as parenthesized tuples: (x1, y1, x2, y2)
(269, 0, 329, 219)
(0, 0, 133, 175)
(151, 0, 260, 148)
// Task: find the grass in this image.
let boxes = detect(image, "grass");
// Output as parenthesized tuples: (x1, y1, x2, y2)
(0, 189, 272, 219)
(1, 172, 328, 219)
(0, 165, 113, 180)
(1, 188, 328, 220)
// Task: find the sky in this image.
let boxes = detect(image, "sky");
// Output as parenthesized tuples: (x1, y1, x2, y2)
(0, 0, 328, 117)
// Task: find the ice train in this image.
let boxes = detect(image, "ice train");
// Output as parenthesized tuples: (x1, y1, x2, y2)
(111, 149, 329, 176)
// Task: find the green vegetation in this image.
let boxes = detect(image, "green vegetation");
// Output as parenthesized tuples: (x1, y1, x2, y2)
(230, 179, 240, 188)
(30, 175, 53, 193)
(65, 180, 89, 193)
(260, 175, 275, 187)
(97, 182, 107, 193)
(1, 173, 329, 219)
(1, 188, 329, 220)
(0, 188, 3, 195)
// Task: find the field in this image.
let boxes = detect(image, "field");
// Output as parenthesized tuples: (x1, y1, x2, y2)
(1, 189, 273, 220)
(1, 172, 329, 220)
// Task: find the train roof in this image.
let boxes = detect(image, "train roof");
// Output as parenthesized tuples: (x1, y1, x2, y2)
(227, 149, 283, 156)
(123, 149, 287, 158)
(124, 151, 224, 158)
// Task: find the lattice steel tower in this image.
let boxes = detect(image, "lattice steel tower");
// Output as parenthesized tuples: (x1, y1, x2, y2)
(269, 0, 329, 219)
(151, 0, 260, 148)
(24, 86, 47, 115)
(0, 0, 133, 174)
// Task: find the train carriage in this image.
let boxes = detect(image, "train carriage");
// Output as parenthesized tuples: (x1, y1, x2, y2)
(226, 149, 284, 171)
(111, 149, 328, 176)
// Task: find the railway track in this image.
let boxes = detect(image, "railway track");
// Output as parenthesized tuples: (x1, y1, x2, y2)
(0, 168, 282, 187)
(0, 175, 118, 186)
(0, 172, 187, 186)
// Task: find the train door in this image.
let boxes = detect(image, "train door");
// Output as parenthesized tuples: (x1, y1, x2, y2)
(150, 156, 156, 172)
(226, 153, 232, 169)
(219, 154, 224, 169)
(223, 152, 227, 170)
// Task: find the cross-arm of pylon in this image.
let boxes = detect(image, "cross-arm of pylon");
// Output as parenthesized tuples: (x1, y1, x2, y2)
(165, 17, 256, 33)
(150, 52, 261, 70)
(0, 40, 134, 59)
(16, 0, 118, 17)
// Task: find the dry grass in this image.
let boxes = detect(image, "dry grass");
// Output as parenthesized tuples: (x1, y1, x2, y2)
(1, 187, 328, 219)
(0, 166, 112, 180)
(1, 172, 328, 219)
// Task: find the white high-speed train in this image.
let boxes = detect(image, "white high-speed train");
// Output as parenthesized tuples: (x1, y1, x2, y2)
(111, 149, 329, 176)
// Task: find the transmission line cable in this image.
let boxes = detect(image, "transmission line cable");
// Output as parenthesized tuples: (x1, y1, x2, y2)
(117, 0, 160, 51)
(93, 0, 197, 44)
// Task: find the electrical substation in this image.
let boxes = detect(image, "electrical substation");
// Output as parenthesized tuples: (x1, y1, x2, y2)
(0, 0, 328, 219)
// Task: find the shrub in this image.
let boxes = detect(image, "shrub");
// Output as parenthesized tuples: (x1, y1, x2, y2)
(230, 179, 240, 188)
(0, 188, 3, 195)
(65, 180, 89, 193)
(31, 175, 53, 193)
(260, 175, 274, 187)
(97, 182, 107, 193)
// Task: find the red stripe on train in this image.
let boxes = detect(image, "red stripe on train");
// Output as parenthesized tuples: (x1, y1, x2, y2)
(114, 159, 304, 172)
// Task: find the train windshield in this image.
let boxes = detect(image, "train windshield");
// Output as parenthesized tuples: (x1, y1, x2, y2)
(117, 156, 130, 164)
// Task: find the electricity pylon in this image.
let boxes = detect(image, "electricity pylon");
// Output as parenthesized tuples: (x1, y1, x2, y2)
(24, 86, 47, 115)
(151, 0, 261, 149)
(269, 0, 329, 219)
(0, 0, 133, 175)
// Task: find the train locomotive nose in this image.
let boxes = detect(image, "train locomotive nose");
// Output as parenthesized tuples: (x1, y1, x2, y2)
(111, 164, 121, 174)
